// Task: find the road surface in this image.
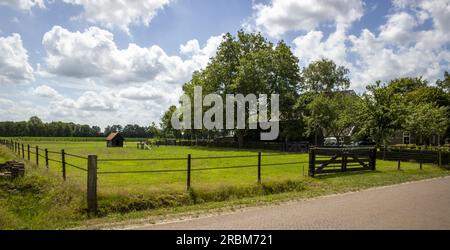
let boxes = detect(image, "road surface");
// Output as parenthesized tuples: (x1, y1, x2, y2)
(129, 177, 450, 230)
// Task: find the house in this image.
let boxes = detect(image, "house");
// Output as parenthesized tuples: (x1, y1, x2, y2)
(389, 130, 444, 146)
(106, 132, 124, 147)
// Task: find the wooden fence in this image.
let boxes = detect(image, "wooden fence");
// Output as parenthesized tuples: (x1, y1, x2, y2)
(153, 139, 310, 152)
(0, 139, 93, 211)
(309, 147, 377, 177)
(0, 139, 308, 214)
(1, 139, 448, 214)
(378, 148, 449, 169)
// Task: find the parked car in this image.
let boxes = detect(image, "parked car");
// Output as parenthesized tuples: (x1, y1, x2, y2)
(324, 137, 338, 146)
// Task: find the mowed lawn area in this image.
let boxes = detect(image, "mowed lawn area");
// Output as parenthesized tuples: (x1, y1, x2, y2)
(13, 141, 311, 194)
(9, 140, 450, 198)
(1, 139, 450, 228)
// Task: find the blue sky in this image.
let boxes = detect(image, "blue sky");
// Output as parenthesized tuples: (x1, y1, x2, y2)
(0, 0, 449, 128)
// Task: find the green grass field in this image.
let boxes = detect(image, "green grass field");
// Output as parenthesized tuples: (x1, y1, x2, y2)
(1, 137, 148, 142)
(1, 139, 450, 228)
(9, 140, 311, 194)
(7, 140, 450, 196)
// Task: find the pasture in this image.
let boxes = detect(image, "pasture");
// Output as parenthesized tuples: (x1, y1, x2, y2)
(9, 140, 450, 199)
(13, 141, 310, 194)
(1, 139, 450, 228)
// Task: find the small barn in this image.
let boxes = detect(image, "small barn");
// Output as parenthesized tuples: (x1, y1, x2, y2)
(106, 132, 124, 147)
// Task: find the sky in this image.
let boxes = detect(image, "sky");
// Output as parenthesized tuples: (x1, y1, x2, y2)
(0, 0, 449, 129)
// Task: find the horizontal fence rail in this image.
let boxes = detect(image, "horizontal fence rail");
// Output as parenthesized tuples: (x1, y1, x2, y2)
(151, 139, 310, 153)
(0, 139, 87, 177)
(1, 138, 448, 215)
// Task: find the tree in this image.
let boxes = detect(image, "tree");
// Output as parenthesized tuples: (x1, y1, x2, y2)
(147, 122, 160, 138)
(436, 71, 450, 93)
(122, 124, 148, 138)
(404, 103, 449, 145)
(92, 126, 101, 136)
(301, 58, 350, 93)
(387, 77, 428, 96)
(160, 105, 181, 138)
(405, 86, 450, 108)
(181, 31, 301, 146)
(305, 92, 361, 145)
(28, 116, 44, 136)
(355, 82, 404, 147)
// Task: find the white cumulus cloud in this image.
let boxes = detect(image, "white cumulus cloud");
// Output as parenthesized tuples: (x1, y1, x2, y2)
(42, 26, 222, 86)
(249, 0, 363, 37)
(293, 24, 349, 67)
(33, 84, 61, 98)
(63, 0, 171, 34)
(0, 33, 34, 84)
(0, 0, 45, 10)
(290, 0, 450, 91)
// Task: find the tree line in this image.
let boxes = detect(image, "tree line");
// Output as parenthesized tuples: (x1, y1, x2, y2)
(160, 30, 450, 147)
(0, 117, 161, 138)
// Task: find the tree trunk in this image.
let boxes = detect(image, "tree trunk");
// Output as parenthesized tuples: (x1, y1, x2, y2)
(314, 129, 318, 147)
(237, 130, 244, 148)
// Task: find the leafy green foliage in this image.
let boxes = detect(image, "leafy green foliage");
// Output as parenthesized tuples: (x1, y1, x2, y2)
(301, 58, 350, 93)
(404, 103, 449, 139)
(180, 31, 301, 144)
(305, 92, 361, 140)
(355, 81, 404, 146)
(436, 71, 450, 93)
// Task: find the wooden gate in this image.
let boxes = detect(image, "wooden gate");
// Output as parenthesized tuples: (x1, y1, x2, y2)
(309, 147, 377, 177)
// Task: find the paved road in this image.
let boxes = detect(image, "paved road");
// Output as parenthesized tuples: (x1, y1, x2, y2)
(130, 177, 450, 230)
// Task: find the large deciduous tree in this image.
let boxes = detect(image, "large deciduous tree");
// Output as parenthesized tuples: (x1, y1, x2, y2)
(404, 103, 449, 145)
(181, 31, 301, 146)
(355, 81, 404, 147)
(305, 92, 361, 145)
(301, 58, 350, 93)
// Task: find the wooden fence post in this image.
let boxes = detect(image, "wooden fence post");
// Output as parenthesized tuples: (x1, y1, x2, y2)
(36, 146, 39, 166)
(187, 154, 191, 190)
(371, 147, 377, 171)
(45, 149, 49, 168)
(27, 144, 30, 161)
(21, 144, 24, 159)
(309, 148, 315, 177)
(257, 152, 261, 184)
(341, 151, 347, 172)
(420, 161, 423, 170)
(61, 149, 66, 181)
(438, 149, 442, 167)
(397, 160, 401, 170)
(87, 155, 98, 214)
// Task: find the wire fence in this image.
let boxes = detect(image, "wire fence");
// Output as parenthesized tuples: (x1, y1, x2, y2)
(0, 139, 88, 181)
(1, 138, 448, 214)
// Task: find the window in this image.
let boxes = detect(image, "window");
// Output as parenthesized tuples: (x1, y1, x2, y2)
(403, 132, 410, 145)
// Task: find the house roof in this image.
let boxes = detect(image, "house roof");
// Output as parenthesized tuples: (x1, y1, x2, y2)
(106, 132, 122, 141)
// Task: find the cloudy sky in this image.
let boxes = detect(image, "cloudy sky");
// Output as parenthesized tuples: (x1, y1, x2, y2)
(0, 0, 449, 129)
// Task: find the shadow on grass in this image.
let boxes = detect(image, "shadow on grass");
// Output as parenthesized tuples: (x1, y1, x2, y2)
(158, 145, 300, 155)
(313, 170, 381, 180)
